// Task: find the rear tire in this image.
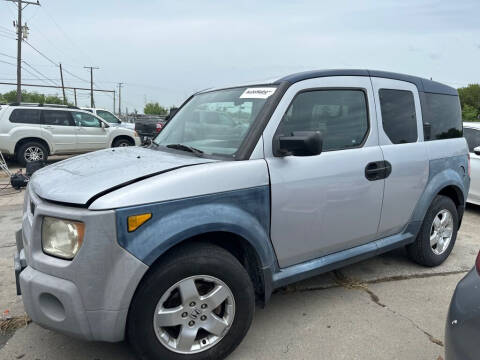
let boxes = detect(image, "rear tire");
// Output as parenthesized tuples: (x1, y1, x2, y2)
(127, 243, 255, 360)
(407, 195, 458, 267)
(16, 141, 48, 166)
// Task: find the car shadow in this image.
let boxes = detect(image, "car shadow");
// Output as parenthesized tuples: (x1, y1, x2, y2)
(466, 202, 480, 215)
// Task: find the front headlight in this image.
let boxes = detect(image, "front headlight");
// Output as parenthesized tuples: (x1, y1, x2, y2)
(42, 217, 85, 260)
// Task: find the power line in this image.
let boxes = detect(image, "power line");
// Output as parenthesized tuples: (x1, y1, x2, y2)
(0, 33, 16, 40)
(40, 4, 94, 65)
(0, 28, 15, 36)
(22, 60, 58, 86)
(23, 39, 57, 66)
(62, 67, 88, 83)
(20, 66, 54, 86)
(0, 51, 16, 59)
(23, 40, 89, 84)
(0, 59, 16, 67)
(0, 24, 15, 33)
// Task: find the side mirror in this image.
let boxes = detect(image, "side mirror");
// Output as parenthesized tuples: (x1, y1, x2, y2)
(274, 131, 323, 157)
(474, 146, 480, 156)
(101, 122, 109, 129)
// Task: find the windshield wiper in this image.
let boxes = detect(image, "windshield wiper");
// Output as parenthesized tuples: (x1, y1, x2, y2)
(166, 143, 204, 156)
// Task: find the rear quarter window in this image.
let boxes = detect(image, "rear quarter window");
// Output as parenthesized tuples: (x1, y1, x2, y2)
(379, 89, 418, 144)
(9, 109, 41, 124)
(422, 93, 462, 140)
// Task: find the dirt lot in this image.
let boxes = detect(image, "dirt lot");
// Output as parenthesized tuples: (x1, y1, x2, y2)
(0, 184, 479, 360)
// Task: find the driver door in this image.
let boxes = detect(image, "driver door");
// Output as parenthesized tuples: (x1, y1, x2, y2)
(72, 111, 109, 151)
(263, 76, 385, 268)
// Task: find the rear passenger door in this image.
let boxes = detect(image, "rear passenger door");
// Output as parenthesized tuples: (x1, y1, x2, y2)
(41, 110, 78, 153)
(370, 78, 429, 237)
(264, 76, 385, 268)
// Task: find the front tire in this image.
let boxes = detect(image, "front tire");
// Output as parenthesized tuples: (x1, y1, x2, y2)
(16, 141, 48, 166)
(127, 243, 255, 360)
(112, 137, 133, 147)
(407, 195, 458, 267)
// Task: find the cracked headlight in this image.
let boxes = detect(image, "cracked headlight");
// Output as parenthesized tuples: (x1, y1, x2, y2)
(42, 217, 85, 260)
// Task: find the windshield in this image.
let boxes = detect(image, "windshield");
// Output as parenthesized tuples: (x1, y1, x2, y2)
(97, 110, 121, 124)
(153, 86, 277, 157)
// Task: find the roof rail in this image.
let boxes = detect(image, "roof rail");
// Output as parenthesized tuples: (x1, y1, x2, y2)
(8, 102, 79, 109)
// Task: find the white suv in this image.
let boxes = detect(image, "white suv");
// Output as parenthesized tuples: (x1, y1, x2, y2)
(0, 104, 141, 165)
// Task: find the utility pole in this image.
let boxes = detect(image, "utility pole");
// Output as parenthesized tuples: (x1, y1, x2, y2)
(84, 66, 98, 108)
(73, 88, 77, 106)
(59, 63, 66, 104)
(118, 82, 123, 116)
(5, 0, 40, 103)
(113, 90, 116, 114)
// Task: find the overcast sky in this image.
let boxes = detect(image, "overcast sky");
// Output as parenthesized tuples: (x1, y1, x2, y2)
(1, 0, 479, 113)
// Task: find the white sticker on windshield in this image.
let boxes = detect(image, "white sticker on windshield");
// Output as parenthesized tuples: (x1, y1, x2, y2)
(240, 87, 276, 99)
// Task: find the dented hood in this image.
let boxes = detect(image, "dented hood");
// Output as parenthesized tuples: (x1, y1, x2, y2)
(30, 147, 214, 206)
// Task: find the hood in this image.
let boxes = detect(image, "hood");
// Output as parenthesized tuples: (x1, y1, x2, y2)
(30, 147, 214, 206)
(120, 122, 135, 130)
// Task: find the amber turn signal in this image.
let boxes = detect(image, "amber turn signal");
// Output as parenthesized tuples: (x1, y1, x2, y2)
(128, 213, 152, 232)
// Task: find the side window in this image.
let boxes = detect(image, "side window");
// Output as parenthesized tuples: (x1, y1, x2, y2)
(422, 93, 462, 140)
(72, 112, 102, 127)
(276, 89, 369, 152)
(42, 110, 74, 126)
(9, 109, 41, 124)
(379, 89, 418, 144)
(464, 128, 480, 153)
(97, 110, 120, 124)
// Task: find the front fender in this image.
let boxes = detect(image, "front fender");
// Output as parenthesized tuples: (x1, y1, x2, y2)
(115, 186, 275, 268)
(411, 155, 469, 224)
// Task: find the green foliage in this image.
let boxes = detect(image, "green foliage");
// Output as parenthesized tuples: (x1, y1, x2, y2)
(144, 102, 168, 115)
(462, 104, 479, 122)
(458, 84, 480, 122)
(0, 90, 69, 105)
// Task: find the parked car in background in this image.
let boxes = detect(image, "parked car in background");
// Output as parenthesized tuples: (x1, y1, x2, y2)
(463, 122, 480, 205)
(445, 250, 480, 360)
(14, 70, 469, 360)
(81, 107, 135, 130)
(133, 114, 167, 143)
(0, 103, 140, 165)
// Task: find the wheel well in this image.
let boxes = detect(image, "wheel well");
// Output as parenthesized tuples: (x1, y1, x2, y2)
(437, 185, 465, 226)
(148, 232, 266, 304)
(438, 185, 463, 207)
(112, 135, 134, 146)
(14, 137, 50, 156)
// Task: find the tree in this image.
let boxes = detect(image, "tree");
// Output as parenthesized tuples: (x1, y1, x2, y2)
(0, 90, 68, 105)
(462, 104, 479, 122)
(458, 84, 480, 121)
(144, 102, 168, 115)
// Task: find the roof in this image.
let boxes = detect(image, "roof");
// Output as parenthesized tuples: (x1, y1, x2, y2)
(275, 69, 457, 96)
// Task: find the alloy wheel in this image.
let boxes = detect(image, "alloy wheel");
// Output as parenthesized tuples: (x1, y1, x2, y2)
(153, 275, 235, 354)
(24, 146, 44, 162)
(430, 209, 454, 255)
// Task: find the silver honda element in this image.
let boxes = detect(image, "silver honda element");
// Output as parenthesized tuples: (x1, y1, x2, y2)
(14, 69, 469, 360)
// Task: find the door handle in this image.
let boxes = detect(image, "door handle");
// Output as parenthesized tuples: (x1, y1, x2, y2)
(365, 161, 392, 181)
(44, 125, 54, 129)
